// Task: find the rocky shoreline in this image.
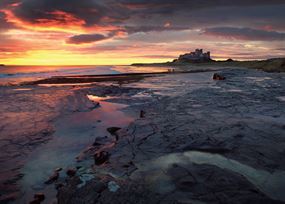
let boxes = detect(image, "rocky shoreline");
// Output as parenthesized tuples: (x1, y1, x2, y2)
(57, 69, 285, 203)
(1, 67, 285, 203)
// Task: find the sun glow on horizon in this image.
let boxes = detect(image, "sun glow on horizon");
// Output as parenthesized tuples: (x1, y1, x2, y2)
(1, 50, 172, 66)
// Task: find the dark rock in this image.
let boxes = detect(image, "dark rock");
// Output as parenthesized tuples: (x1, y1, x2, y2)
(226, 58, 234, 62)
(140, 110, 146, 118)
(29, 193, 45, 203)
(44, 171, 59, 184)
(55, 183, 64, 190)
(107, 127, 121, 135)
(34, 193, 45, 202)
(94, 151, 110, 165)
(107, 127, 121, 140)
(94, 182, 107, 193)
(66, 168, 77, 177)
(213, 73, 226, 80)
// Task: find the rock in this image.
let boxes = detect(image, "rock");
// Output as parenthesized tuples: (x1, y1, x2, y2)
(34, 193, 45, 202)
(55, 183, 64, 190)
(213, 73, 226, 80)
(140, 110, 145, 118)
(76, 166, 82, 170)
(107, 127, 121, 135)
(44, 171, 59, 184)
(29, 193, 45, 204)
(94, 182, 107, 193)
(94, 151, 110, 165)
(107, 127, 121, 140)
(66, 168, 77, 177)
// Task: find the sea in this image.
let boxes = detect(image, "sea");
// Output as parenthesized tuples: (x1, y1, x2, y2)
(0, 65, 167, 85)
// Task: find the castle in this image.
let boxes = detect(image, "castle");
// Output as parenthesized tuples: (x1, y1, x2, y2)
(177, 49, 211, 62)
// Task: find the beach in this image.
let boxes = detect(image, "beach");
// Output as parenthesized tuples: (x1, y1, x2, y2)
(0, 65, 285, 203)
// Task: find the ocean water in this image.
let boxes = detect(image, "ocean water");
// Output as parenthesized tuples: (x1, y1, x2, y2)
(0, 65, 168, 85)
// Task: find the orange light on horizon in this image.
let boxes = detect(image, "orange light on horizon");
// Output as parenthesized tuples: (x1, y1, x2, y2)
(1, 50, 171, 65)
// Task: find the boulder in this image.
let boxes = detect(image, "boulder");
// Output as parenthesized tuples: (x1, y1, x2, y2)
(140, 110, 146, 118)
(94, 151, 110, 165)
(107, 127, 121, 135)
(44, 171, 59, 184)
(66, 168, 77, 177)
(29, 193, 45, 204)
(107, 127, 121, 140)
(213, 73, 226, 80)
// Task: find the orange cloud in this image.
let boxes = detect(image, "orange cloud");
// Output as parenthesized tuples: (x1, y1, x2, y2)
(1, 9, 120, 34)
(1, 9, 86, 33)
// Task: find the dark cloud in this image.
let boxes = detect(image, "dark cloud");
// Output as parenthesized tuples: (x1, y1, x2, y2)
(118, 0, 285, 15)
(66, 33, 112, 44)
(7, 0, 285, 32)
(12, 0, 128, 27)
(0, 0, 20, 7)
(203, 27, 285, 41)
(0, 12, 14, 31)
(125, 25, 189, 34)
(275, 48, 285, 51)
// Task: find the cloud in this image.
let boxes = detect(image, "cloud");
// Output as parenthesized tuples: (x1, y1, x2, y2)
(6, 0, 285, 33)
(132, 54, 176, 59)
(66, 33, 113, 44)
(125, 25, 189, 34)
(275, 48, 285, 51)
(203, 27, 285, 41)
(0, 12, 12, 30)
(1, 0, 285, 63)
(11, 0, 128, 27)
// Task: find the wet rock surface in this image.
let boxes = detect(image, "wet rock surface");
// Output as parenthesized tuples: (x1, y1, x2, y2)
(57, 69, 285, 203)
(1, 68, 285, 203)
(0, 84, 143, 203)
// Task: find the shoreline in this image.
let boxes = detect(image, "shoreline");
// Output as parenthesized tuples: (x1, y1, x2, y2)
(131, 57, 285, 73)
(56, 68, 285, 203)
(1, 67, 285, 203)
(20, 68, 221, 85)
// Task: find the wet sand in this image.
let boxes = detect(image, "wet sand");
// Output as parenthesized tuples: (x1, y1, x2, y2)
(1, 67, 285, 203)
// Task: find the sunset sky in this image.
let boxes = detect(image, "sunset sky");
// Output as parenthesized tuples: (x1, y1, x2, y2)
(0, 0, 285, 65)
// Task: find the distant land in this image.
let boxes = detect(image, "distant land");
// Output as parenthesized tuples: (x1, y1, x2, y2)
(131, 49, 285, 73)
(0, 64, 5, 66)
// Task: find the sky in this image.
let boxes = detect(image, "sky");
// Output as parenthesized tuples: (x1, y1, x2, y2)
(0, 0, 285, 65)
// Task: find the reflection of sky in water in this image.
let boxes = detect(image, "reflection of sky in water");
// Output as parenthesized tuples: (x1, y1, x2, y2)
(19, 95, 133, 203)
(0, 65, 169, 85)
(111, 65, 169, 73)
